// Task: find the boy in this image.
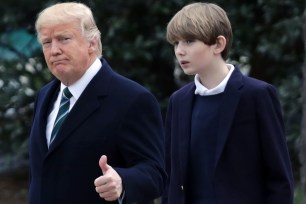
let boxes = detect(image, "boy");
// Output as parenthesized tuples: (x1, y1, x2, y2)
(162, 2, 294, 204)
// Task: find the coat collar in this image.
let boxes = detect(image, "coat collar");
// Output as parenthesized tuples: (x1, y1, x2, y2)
(178, 66, 244, 182)
(177, 83, 195, 184)
(44, 58, 114, 156)
(34, 80, 60, 154)
(214, 66, 244, 168)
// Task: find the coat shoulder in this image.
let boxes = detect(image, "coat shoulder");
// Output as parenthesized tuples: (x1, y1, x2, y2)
(170, 82, 195, 99)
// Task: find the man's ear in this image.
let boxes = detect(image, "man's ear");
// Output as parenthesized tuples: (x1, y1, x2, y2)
(214, 35, 226, 55)
(88, 39, 97, 54)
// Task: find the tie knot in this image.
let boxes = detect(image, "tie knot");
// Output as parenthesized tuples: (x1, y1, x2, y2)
(63, 87, 73, 99)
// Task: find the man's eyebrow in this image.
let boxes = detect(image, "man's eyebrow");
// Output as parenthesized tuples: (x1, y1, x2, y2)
(54, 32, 71, 36)
(40, 36, 50, 42)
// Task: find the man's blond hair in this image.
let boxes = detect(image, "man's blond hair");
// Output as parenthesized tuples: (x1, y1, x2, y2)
(35, 2, 102, 57)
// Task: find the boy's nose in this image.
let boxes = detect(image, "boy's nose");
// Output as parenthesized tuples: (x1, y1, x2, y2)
(175, 43, 186, 56)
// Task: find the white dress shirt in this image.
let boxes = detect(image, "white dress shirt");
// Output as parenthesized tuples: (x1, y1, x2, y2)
(194, 64, 235, 96)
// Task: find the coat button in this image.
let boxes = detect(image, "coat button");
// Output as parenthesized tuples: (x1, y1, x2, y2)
(181, 185, 184, 190)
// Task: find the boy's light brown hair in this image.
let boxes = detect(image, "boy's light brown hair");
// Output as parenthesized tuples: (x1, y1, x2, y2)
(166, 2, 233, 60)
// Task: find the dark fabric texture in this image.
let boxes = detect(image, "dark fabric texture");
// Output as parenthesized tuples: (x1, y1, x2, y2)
(29, 58, 166, 204)
(162, 67, 294, 204)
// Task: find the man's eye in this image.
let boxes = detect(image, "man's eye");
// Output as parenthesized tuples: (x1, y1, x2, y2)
(186, 40, 194, 44)
(42, 41, 51, 46)
(62, 37, 71, 41)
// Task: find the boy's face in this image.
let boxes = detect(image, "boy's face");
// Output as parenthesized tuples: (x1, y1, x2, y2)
(174, 39, 216, 75)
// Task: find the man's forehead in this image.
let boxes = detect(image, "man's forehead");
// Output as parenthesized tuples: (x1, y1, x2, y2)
(40, 25, 77, 36)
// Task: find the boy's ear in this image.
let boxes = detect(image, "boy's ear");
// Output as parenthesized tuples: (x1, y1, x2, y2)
(214, 35, 226, 55)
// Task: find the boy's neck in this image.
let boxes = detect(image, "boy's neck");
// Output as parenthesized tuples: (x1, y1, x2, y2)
(197, 61, 229, 90)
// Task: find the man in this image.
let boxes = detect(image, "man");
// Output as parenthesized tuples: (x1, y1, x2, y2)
(29, 2, 165, 204)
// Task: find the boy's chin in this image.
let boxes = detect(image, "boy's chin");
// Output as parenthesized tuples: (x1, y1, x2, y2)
(182, 69, 196, 76)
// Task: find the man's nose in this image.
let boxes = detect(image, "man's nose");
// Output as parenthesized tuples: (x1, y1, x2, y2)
(50, 41, 62, 55)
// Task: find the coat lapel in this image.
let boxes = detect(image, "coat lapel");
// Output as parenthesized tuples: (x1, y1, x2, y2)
(214, 67, 244, 168)
(178, 83, 195, 184)
(33, 79, 60, 154)
(175, 67, 245, 184)
(46, 59, 113, 155)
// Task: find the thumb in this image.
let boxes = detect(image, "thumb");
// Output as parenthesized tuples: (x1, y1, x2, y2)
(99, 155, 109, 174)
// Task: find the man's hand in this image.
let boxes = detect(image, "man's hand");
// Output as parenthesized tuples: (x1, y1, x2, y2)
(94, 155, 123, 201)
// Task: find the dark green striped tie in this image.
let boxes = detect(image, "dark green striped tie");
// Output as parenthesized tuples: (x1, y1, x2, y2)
(50, 87, 72, 145)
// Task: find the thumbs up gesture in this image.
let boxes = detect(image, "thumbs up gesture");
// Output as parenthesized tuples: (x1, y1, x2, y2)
(94, 155, 123, 201)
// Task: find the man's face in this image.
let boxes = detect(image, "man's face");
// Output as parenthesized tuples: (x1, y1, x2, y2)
(39, 20, 96, 86)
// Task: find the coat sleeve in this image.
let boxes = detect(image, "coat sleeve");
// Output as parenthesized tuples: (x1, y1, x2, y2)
(256, 84, 294, 204)
(114, 91, 166, 203)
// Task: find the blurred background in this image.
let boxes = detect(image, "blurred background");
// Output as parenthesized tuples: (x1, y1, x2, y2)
(0, 0, 305, 203)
